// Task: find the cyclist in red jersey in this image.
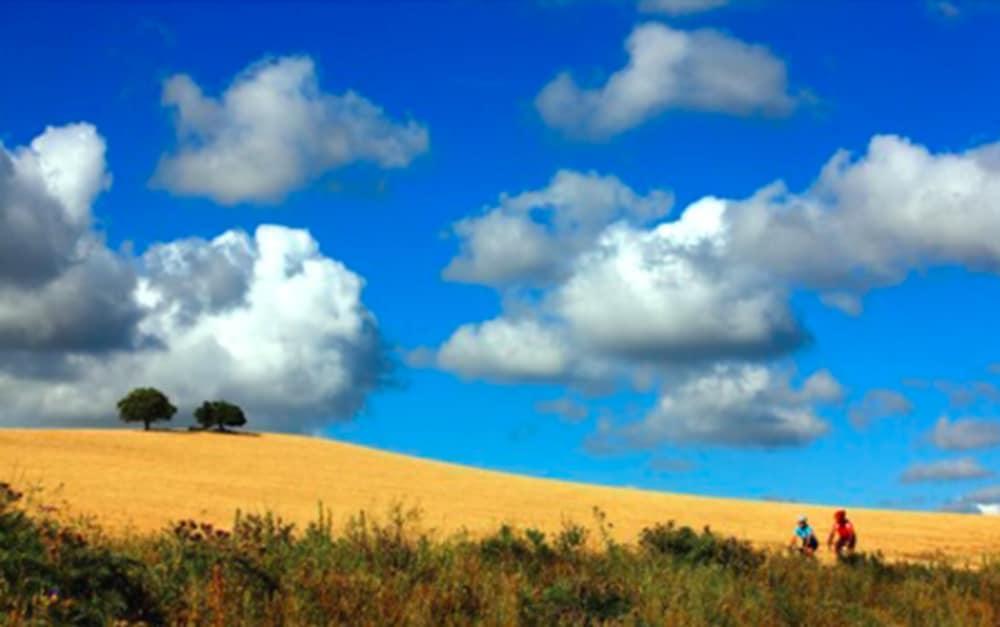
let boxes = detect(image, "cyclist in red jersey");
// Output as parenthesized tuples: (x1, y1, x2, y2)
(827, 509, 857, 558)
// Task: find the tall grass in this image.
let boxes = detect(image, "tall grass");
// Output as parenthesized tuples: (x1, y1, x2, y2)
(1, 482, 998, 626)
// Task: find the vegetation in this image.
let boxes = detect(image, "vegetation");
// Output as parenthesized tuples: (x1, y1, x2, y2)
(1, 484, 998, 626)
(193, 400, 247, 432)
(0, 483, 162, 625)
(116, 388, 177, 431)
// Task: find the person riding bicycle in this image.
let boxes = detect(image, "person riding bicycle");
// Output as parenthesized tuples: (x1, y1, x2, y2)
(827, 509, 857, 558)
(790, 515, 819, 556)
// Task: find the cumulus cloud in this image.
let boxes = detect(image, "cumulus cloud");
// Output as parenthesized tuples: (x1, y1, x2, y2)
(0, 225, 387, 432)
(900, 457, 992, 483)
(0, 124, 105, 283)
(728, 135, 1000, 300)
(0, 124, 106, 287)
(550, 134, 1000, 318)
(444, 170, 672, 286)
(848, 389, 913, 428)
(0, 123, 142, 352)
(0, 124, 388, 432)
(435, 317, 610, 386)
(437, 186, 807, 387)
(536, 22, 794, 138)
(598, 365, 839, 449)
(928, 416, 1000, 451)
(140, 233, 255, 325)
(554, 200, 807, 362)
(433, 131, 1000, 448)
(153, 56, 428, 204)
(445, 133, 1000, 384)
(639, 0, 728, 14)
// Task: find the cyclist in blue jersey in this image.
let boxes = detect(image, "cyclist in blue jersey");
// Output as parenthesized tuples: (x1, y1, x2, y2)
(790, 515, 819, 556)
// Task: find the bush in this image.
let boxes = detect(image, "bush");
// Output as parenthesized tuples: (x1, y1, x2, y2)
(0, 482, 162, 625)
(639, 521, 766, 573)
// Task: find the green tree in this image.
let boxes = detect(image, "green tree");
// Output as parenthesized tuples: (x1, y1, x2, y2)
(116, 388, 177, 431)
(193, 400, 247, 432)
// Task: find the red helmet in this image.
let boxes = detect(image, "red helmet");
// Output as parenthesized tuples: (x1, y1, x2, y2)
(834, 509, 847, 522)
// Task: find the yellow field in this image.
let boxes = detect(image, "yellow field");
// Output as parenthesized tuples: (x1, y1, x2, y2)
(1, 429, 996, 563)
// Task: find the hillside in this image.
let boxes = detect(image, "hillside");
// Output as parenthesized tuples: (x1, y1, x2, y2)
(1, 429, 996, 563)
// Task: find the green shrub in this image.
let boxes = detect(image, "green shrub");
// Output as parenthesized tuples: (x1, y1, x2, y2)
(0, 482, 162, 625)
(639, 521, 766, 573)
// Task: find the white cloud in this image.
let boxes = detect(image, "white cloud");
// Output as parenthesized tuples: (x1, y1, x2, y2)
(0, 123, 140, 351)
(445, 132, 1000, 381)
(536, 22, 794, 139)
(433, 131, 1000, 448)
(554, 199, 806, 361)
(144, 226, 385, 429)
(612, 365, 838, 448)
(0, 225, 386, 432)
(431, 179, 811, 448)
(153, 56, 428, 204)
(0, 124, 388, 432)
(445, 211, 557, 286)
(0, 123, 108, 286)
(900, 457, 992, 483)
(638, 0, 728, 15)
(439, 186, 806, 385)
(19, 123, 111, 221)
(436, 317, 606, 385)
(140, 231, 256, 325)
(444, 170, 672, 286)
(728, 136, 1000, 299)
(548, 135, 1000, 319)
(848, 389, 913, 428)
(928, 416, 1000, 451)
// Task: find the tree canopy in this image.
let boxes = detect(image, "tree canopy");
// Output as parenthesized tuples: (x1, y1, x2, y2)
(117, 388, 177, 431)
(194, 400, 247, 432)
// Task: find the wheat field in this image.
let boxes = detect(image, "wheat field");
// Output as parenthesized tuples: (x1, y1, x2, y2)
(1, 429, 997, 563)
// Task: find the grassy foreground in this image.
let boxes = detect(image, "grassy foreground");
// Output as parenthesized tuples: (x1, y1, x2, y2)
(2, 483, 999, 626)
(2, 429, 998, 564)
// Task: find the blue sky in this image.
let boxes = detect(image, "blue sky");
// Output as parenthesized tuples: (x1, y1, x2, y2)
(3, 0, 1000, 513)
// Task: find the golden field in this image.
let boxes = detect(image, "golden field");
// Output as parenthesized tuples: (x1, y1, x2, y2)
(1, 429, 997, 563)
